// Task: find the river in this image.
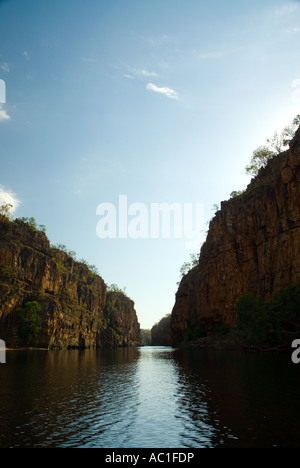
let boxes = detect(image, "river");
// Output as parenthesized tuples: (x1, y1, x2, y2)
(0, 346, 299, 448)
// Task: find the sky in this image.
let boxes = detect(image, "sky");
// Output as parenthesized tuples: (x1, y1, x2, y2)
(0, 0, 299, 329)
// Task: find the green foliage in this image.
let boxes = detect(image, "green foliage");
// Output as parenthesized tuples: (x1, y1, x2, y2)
(54, 243, 77, 259)
(107, 284, 127, 294)
(105, 285, 132, 316)
(104, 295, 122, 316)
(14, 301, 42, 346)
(275, 114, 300, 148)
(230, 190, 245, 199)
(51, 250, 71, 274)
(111, 328, 120, 341)
(179, 253, 199, 279)
(212, 203, 220, 213)
(9, 328, 19, 346)
(235, 293, 270, 346)
(51, 245, 100, 279)
(23, 217, 37, 229)
(245, 114, 300, 177)
(0, 203, 13, 221)
(79, 259, 99, 275)
(270, 284, 300, 336)
(16, 217, 46, 233)
(245, 146, 276, 177)
(234, 284, 300, 348)
(184, 321, 207, 342)
(141, 329, 152, 346)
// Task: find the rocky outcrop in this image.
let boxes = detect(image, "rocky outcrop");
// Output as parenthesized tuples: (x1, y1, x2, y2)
(171, 127, 300, 344)
(103, 291, 141, 347)
(151, 315, 172, 346)
(0, 220, 141, 349)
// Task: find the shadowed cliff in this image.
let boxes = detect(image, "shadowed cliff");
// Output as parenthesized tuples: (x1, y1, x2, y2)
(151, 314, 172, 346)
(171, 126, 300, 345)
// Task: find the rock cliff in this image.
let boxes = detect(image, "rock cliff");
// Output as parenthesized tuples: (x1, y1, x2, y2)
(171, 127, 300, 344)
(151, 315, 172, 346)
(103, 291, 141, 347)
(0, 220, 141, 349)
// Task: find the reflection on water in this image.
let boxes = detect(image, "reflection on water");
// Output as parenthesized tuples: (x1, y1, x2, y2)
(174, 349, 300, 448)
(0, 347, 299, 448)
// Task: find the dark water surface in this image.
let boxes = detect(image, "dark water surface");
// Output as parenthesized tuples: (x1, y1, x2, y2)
(0, 346, 299, 448)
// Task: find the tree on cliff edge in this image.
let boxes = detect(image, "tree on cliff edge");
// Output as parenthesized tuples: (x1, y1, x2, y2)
(246, 114, 300, 177)
(0, 203, 13, 221)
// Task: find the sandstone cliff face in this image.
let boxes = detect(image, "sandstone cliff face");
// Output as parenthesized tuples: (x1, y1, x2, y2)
(0, 220, 141, 349)
(171, 128, 300, 344)
(103, 291, 141, 347)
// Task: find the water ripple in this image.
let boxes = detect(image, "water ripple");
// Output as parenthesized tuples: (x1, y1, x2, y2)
(1, 348, 300, 447)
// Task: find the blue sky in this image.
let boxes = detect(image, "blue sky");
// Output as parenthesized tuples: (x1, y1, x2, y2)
(0, 0, 300, 328)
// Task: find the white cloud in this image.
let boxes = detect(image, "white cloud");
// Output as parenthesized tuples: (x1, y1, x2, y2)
(23, 50, 30, 61)
(0, 62, 10, 73)
(123, 73, 135, 80)
(146, 83, 179, 100)
(292, 79, 300, 103)
(123, 67, 159, 80)
(0, 185, 20, 213)
(0, 105, 10, 121)
(122, 66, 179, 100)
(134, 68, 159, 78)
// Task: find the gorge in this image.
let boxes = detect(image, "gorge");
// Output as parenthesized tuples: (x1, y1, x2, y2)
(1, 126, 300, 350)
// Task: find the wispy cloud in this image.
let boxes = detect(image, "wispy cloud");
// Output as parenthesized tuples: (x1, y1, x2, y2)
(122, 65, 179, 100)
(134, 68, 159, 78)
(123, 67, 159, 80)
(123, 73, 135, 80)
(0, 105, 10, 121)
(146, 83, 179, 100)
(23, 50, 30, 61)
(0, 62, 10, 73)
(0, 185, 20, 212)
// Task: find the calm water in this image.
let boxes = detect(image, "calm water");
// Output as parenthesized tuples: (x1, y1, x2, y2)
(0, 346, 299, 448)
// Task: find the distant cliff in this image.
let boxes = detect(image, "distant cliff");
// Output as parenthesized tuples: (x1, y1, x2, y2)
(171, 127, 300, 344)
(151, 315, 172, 346)
(0, 220, 141, 349)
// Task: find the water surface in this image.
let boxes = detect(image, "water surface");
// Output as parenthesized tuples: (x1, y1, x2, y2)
(0, 346, 299, 448)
